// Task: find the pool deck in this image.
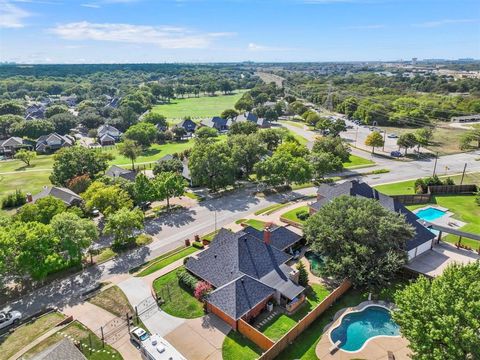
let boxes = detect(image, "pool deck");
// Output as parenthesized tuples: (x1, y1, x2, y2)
(315, 301, 411, 360)
(413, 205, 466, 229)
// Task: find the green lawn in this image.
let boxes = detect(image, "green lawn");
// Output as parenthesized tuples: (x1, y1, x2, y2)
(254, 202, 291, 215)
(281, 205, 309, 225)
(343, 154, 375, 169)
(0, 311, 66, 360)
(222, 331, 263, 360)
(261, 284, 330, 341)
(23, 320, 123, 360)
(88, 285, 134, 318)
(151, 91, 246, 120)
(136, 246, 198, 277)
(152, 268, 205, 318)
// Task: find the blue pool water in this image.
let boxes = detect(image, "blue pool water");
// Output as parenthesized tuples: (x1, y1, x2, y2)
(415, 207, 447, 222)
(330, 306, 400, 352)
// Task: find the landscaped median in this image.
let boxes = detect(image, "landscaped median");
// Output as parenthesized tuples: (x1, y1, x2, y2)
(280, 205, 310, 227)
(134, 246, 199, 277)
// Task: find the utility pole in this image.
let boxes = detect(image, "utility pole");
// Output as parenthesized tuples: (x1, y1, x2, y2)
(354, 126, 359, 147)
(214, 210, 217, 233)
(432, 152, 439, 176)
(382, 131, 387, 152)
(460, 163, 467, 184)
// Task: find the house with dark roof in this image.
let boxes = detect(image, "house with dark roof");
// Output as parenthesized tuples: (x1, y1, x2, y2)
(309, 180, 436, 261)
(31, 339, 86, 360)
(35, 133, 75, 154)
(29, 186, 83, 207)
(105, 165, 137, 182)
(234, 112, 270, 128)
(185, 225, 305, 329)
(201, 117, 231, 132)
(176, 118, 197, 134)
(25, 104, 46, 120)
(97, 125, 122, 146)
(0, 137, 33, 155)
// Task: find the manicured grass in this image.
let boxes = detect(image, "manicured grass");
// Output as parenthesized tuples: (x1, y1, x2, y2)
(280, 120, 305, 128)
(343, 154, 375, 169)
(281, 205, 309, 225)
(202, 229, 220, 242)
(94, 247, 117, 264)
(254, 202, 291, 215)
(238, 219, 267, 230)
(0, 171, 53, 197)
(88, 285, 134, 318)
(0, 311, 66, 359)
(24, 320, 123, 360)
(136, 246, 198, 277)
(222, 331, 263, 360)
(152, 268, 204, 318)
(151, 91, 246, 120)
(261, 284, 330, 341)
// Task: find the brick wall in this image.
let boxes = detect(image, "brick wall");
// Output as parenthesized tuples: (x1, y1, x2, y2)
(243, 296, 272, 322)
(258, 279, 352, 360)
(238, 319, 274, 351)
(206, 302, 237, 330)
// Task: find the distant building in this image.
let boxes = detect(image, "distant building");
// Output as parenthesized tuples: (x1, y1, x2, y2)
(25, 104, 46, 120)
(234, 112, 270, 128)
(35, 133, 75, 153)
(105, 165, 137, 182)
(176, 118, 197, 134)
(450, 114, 480, 123)
(0, 137, 33, 155)
(201, 117, 231, 131)
(97, 125, 122, 146)
(29, 186, 83, 207)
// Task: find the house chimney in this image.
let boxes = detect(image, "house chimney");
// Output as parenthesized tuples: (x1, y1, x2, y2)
(26, 193, 33, 203)
(263, 222, 274, 245)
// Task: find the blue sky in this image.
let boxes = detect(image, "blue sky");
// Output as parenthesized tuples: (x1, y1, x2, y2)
(0, 0, 479, 63)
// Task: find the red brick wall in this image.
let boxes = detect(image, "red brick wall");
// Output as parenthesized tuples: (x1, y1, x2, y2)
(206, 302, 237, 330)
(242, 296, 272, 322)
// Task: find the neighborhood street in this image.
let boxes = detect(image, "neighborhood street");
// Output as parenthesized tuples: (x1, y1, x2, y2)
(2, 125, 479, 323)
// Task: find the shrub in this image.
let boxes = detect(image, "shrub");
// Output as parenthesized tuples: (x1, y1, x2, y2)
(194, 281, 212, 300)
(1, 190, 26, 209)
(296, 209, 310, 221)
(136, 234, 153, 246)
(177, 268, 198, 291)
(297, 261, 309, 287)
(192, 241, 204, 249)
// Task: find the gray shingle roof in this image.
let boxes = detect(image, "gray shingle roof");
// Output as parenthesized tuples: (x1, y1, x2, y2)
(32, 186, 82, 206)
(201, 117, 230, 130)
(31, 339, 86, 360)
(186, 230, 291, 288)
(260, 263, 304, 300)
(206, 275, 275, 320)
(311, 180, 435, 251)
(242, 225, 302, 251)
(178, 118, 197, 132)
(105, 165, 137, 182)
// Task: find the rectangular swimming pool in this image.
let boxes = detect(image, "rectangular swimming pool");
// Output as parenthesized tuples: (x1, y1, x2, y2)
(416, 207, 447, 222)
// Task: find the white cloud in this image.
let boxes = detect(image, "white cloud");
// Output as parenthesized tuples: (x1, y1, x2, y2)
(49, 21, 234, 49)
(0, 0, 31, 28)
(414, 19, 477, 28)
(81, 3, 101, 8)
(248, 43, 293, 52)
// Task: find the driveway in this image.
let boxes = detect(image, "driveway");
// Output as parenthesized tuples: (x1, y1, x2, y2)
(118, 277, 185, 336)
(165, 314, 231, 360)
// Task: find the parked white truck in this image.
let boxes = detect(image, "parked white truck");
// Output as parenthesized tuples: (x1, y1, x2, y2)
(130, 327, 186, 360)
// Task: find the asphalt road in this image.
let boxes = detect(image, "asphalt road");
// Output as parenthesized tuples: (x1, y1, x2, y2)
(3, 125, 480, 319)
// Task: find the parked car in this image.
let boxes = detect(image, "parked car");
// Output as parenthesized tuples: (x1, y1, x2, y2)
(388, 133, 398, 138)
(390, 150, 403, 157)
(0, 310, 22, 330)
(130, 327, 150, 348)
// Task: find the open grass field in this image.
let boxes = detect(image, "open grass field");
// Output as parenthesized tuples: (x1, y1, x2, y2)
(0, 311, 66, 360)
(343, 154, 375, 169)
(152, 268, 205, 318)
(23, 320, 122, 360)
(151, 91, 246, 120)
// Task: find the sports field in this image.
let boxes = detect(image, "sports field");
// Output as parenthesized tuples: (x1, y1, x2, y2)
(151, 91, 246, 121)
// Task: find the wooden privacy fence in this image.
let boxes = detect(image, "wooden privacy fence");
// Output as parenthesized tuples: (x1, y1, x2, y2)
(238, 319, 274, 351)
(257, 279, 352, 360)
(391, 194, 431, 205)
(427, 184, 477, 195)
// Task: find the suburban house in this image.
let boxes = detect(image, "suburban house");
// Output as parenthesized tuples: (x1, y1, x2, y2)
(97, 125, 122, 146)
(309, 180, 436, 260)
(25, 104, 46, 120)
(234, 112, 270, 128)
(105, 165, 137, 182)
(185, 225, 305, 330)
(201, 116, 231, 132)
(31, 339, 86, 360)
(0, 137, 33, 155)
(29, 186, 83, 207)
(176, 118, 197, 135)
(35, 133, 75, 154)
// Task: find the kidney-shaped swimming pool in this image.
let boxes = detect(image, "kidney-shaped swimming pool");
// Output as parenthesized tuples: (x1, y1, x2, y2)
(330, 305, 400, 352)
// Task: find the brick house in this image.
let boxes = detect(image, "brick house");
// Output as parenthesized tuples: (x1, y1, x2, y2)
(185, 225, 304, 330)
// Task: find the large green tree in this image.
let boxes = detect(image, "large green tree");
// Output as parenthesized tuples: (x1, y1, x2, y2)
(393, 262, 480, 360)
(304, 195, 414, 287)
(83, 181, 133, 216)
(152, 172, 186, 209)
(104, 208, 144, 247)
(312, 136, 350, 162)
(254, 151, 312, 187)
(118, 139, 142, 170)
(397, 133, 418, 155)
(124, 122, 158, 148)
(50, 146, 110, 186)
(133, 173, 155, 207)
(16, 196, 67, 224)
(365, 131, 384, 154)
(228, 134, 267, 177)
(14, 149, 36, 166)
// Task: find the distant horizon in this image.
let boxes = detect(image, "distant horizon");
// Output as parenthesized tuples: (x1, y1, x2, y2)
(1, 0, 479, 64)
